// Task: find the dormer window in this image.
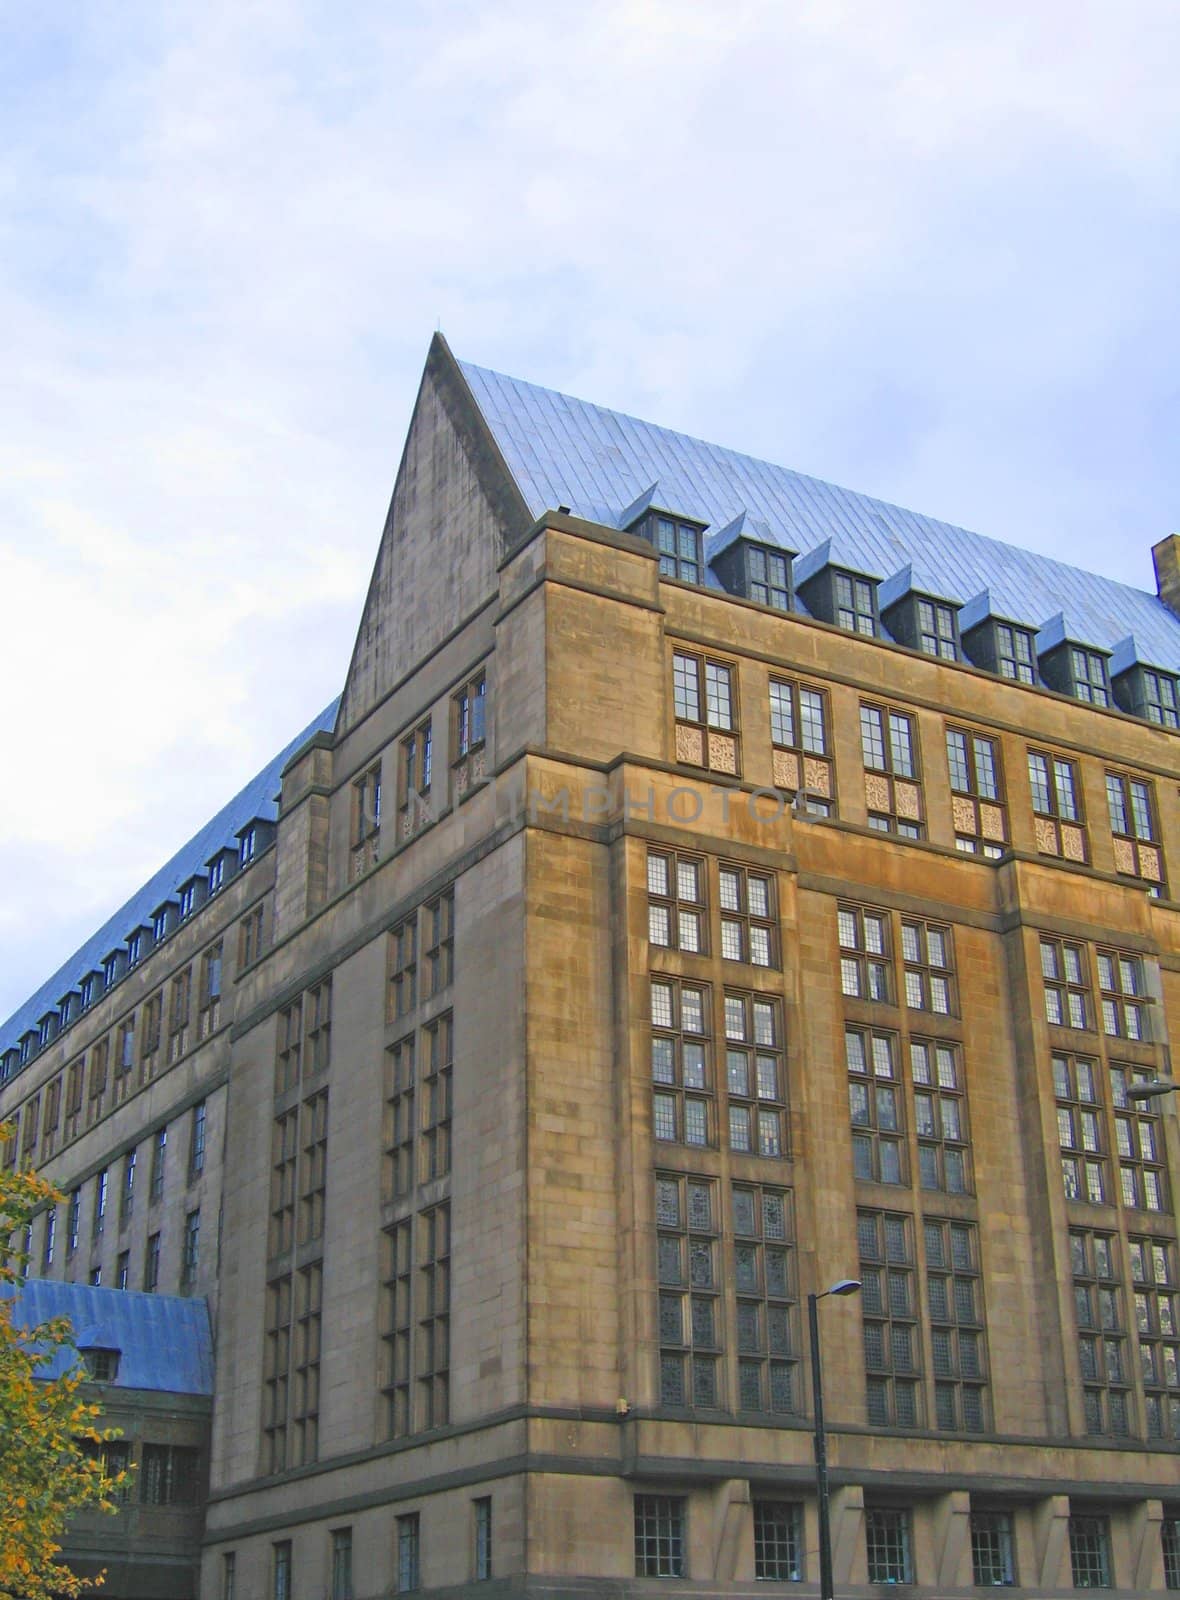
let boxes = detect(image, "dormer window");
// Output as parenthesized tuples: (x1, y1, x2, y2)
(209, 858, 225, 896)
(835, 572, 877, 636)
(883, 591, 961, 661)
(59, 995, 73, 1027)
(1041, 639, 1111, 707)
(127, 932, 142, 969)
(744, 546, 790, 610)
(19, 1036, 32, 1065)
(634, 513, 704, 584)
(103, 954, 120, 992)
(996, 624, 1035, 683)
(179, 883, 197, 921)
(1113, 665, 1180, 729)
(240, 826, 257, 866)
(38, 1016, 53, 1048)
(80, 976, 94, 1011)
(82, 1347, 120, 1382)
(153, 908, 170, 944)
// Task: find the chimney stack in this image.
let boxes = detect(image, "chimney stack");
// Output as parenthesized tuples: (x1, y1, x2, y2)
(1151, 536, 1180, 618)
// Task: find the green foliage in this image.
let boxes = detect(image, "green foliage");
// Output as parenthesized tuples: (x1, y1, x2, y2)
(0, 1125, 129, 1598)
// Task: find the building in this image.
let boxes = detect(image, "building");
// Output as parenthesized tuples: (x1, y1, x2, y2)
(1, 1278, 213, 1598)
(2, 333, 1180, 1596)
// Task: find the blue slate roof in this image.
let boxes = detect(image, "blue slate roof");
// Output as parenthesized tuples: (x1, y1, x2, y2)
(461, 360, 1180, 674)
(0, 1278, 213, 1394)
(1, 700, 339, 1063)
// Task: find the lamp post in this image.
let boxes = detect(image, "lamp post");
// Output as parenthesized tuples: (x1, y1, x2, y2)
(808, 1277, 861, 1600)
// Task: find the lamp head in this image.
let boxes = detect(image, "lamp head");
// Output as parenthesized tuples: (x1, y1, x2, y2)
(1127, 1078, 1177, 1101)
(827, 1278, 862, 1297)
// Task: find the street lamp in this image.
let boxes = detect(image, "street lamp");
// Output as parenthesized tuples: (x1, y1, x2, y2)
(1127, 1077, 1178, 1101)
(808, 1277, 861, 1600)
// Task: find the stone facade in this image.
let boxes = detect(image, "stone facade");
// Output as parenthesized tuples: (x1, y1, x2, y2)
(3, 336, 1180, 1596)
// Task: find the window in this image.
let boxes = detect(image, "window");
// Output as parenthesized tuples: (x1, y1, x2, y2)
(1028, 751, 1087, 861)
(352, 761, 382, 877)
(1069, 647, 1110, 706)
(1106, 772, 1165, 891)
(474, 1497, 492, 1581)
(397, 1513, 420, 1592)
(140, 1444, 201, 1505)
(902, 920, 954, 1014)
(1072, 1231, 1129, 1436)
(126, 931, 142, 969)
(865, 1507, 913, 1584)
(87, 1039, 108, 1126)
(40, 1076, 61, 1161)
(768, 678, 834, 809)
(178, 882, 197, 921)
(88, 1267, 102, 1287)
(115, 1018, 135, 1087)
(1069, 1514, 1112, 1588)
(732, 1183, 797, 1415)
(42, 1207, 55, 1271)
(222, 1553, 236, 1600)
(103, 952, 121, 992)
(753, 1501, 802, 1580)
(1129, 1237, 1179, 1439)
(420, 1014, 452, 1182)
(422, 891, 454, 997)
(834, 570, 876, 635)
(1133, 666, 1180, 728)
(858, 1212, 921, 1427)
(291, 1261, 322, 1465)
(455, 671, 487, 756)
(1097, 950, 1148, 1041)
(264, 1275, 292, 1470)
(145, 1232, 161, 1292)
(306, 979, 332, 1074)
(925, 1218, 987, 1429)
(946, 727, 1006, 855)
(723, 992, 786, 1157)
(644, 513, 703, 584)
(1054, 1055, 1107, 1204)
(838, 906, 891, 1002)
(970, 1511, 1015, 1586)
(209, 856, 225, 895)
(198, 942, 222, 1039)
(80, 975, 94, 1011)
(168, 967, 192, 1063)
(83, 1347, 119, 1381)
(847, 1029, 905, 1185)
(912, 1041, 970, 1193)
(270, 1110, 298, 1254)
(331, 1529, 353, 1600)
(650, 978, 712, 1148)
(399, 720, 433, 831)
(1112, 1067, 1169, 1213)
(743, 544, 791, 610)
(272, 1541, 292, 1600)
(382, 1216, 413, 1438)
(121, 1149, 136, 1225)
(1163, 1515, 1180, 1588)
(67, 1188, 80, 1255)
(384, 1037, 416, 1201)
(656, 1174, 720, 1409)
(860, 704, 923, 837)
(996, 622, 1036, 683)
(389, 919, 417, 1021)
(719, 865, 777, 968)
(646, 851, 707, 954)
(139, 993, 162, 1084)
(276, 999, 303, 1093)
(152, 907, 170, 944)
(914, 596, 960, 659)
(634, 1495, 685, 1578)
(240, 904, 266, 967)
(299, 1091, 328, 1244)
(1041, 938, 1091, 1030)
(240, 825, 258, 865)
(93, 1168, 108, 1238)
(189, 1101, 207, 1181)
(418, 1202, 450, 1429)
(672, 650, 739, 774)
(116, 1252, 129, 1290)
(182, 1209, 200, 1287)
(150, 1126, 167, 1202)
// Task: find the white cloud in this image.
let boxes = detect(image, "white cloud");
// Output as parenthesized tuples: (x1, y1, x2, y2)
(2, 0, 1179, 1019)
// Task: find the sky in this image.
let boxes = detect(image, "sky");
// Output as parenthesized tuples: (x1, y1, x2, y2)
(2, 0, 1179, 1025)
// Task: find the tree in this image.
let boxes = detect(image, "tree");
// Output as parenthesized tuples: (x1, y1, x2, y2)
(0, 1125, 128, 1598)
